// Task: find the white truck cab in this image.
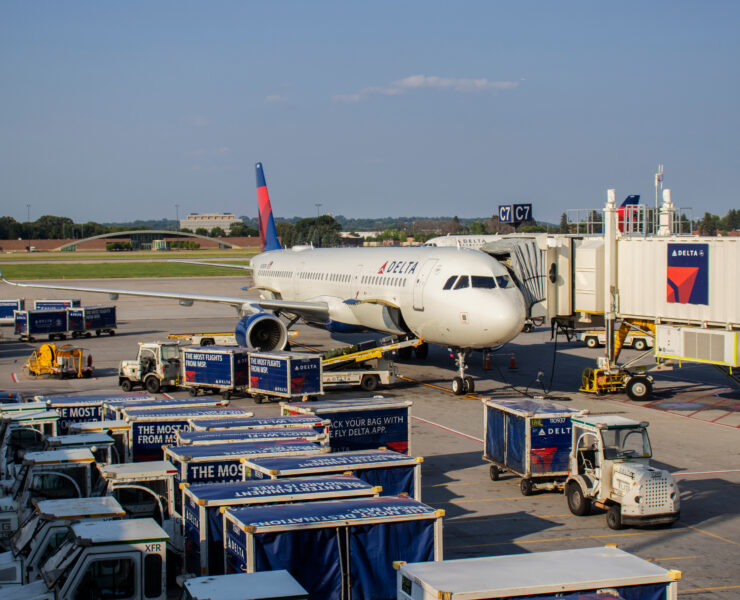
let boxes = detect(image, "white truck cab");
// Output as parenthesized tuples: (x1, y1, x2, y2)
(0, 496, 125, 587)
(119, 342, 181, 394)
(565, 415, 680, 529)
(70, 420, 132, 463)
(44, 433, 117, 465)
(0, 411, 61, 480)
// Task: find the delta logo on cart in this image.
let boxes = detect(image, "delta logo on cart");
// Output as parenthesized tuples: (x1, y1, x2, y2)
(667, 243, 709, 305)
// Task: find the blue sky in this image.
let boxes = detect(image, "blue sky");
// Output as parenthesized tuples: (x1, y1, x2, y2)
(1, 1, 738, 224)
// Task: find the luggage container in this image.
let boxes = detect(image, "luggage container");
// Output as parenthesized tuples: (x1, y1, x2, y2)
(248, 351, 323, 403)
(103, 396, 228, 420)
(39, 392, 149, 435)
(188, 414, 330, 434)
(397, 546, 681, 600)
(67, 305, 117, 337)
(183, 475, 379, 576)
(0, 299, 24, 324)
(32, 299, 81, 310)
(122, 407, 253, 461)
(183, 571, 308, 600)
(223, 496, 443, 600)
(70, 419, 132, 462)
(177, 427, 328, 446)
(13, 309, 69, 341)
(482, 397, 582, 496)
(281, 396, 413, 453)
(182, 346, 250, 399)
(241, 449, 423, 499)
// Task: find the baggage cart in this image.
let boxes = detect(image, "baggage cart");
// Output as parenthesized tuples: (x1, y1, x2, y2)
(281, 396, 413, 453)
(223, 496, 443, 599)
(122, 406, 252, 461)
(70, 419, 133, 462)
(32, 299, 80, 310)
(482, 397, 582, 495)
(103, 396, 227, 420)
(67, 305, 117, 337)
(248, 351, 323, 403)
(44, 432, 116, 464)
(241, 449, 423, 500)
(177, 427, 328, 446)
(14, 308, 69, 341)
(183, 475, 379, 576)
(0, 391, 23, 403)
(181, 346, 249, 399)
(397, 546, 681, 600)
(39, 392, 149, 435)
(0, 299, 24, 325)
(188, 414, 329, 434)
(183, 571, 308, 600)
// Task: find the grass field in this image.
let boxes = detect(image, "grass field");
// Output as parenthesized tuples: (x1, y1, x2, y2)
(0, 261, 250, 279)
(2, 249, 259, 261)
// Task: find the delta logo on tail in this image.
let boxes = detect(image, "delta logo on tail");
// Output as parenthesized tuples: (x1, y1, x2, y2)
(256, 162, 283, 252)
(667, 243, 709, 305)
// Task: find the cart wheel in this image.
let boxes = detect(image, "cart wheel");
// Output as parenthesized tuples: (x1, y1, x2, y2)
(145, 376, 161, 394)
(222, 390, 232, 400)
(626, 376, 652, 401)
(632, 338, 648, 351)
(566, 481, 591, 516)
(188, 387, 198, 396)
(254, 395, 263, 404)
(520, 478, 534, 496)
(360, 374, 379, 392)
(489, 465, 500, 481)
(606, 505, 623, 530)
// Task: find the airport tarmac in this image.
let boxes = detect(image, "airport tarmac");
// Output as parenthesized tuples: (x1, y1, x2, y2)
(1, 277, 738, 598)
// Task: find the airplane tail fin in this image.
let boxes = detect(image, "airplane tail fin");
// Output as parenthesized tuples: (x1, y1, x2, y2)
(255, 162, 283, 252)
(620, 194, 640, 207)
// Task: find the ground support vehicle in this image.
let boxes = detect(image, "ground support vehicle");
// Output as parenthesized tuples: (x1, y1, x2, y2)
(67, 305, 117, 338)
(242, 449, 424, 500)
(8, 518, 168, 600)
(482, 397, 583, 495)
(31, 300, 80, 310)
(397, 546, 681, 600)
(176, 427, 328, 447)
(122, 407, 252, 461)
(247, 351, 323, 403)
(24, 344, 93, 379)
(0, 449, 96, 541)
(70, 420, 133, 462)
(183, 571, 308, 600)
(565, 415, 680, 529)
(182, 475, 378, 576)
(168, 332, 237, 347)
(223, 496, 443, 599)
(281, 396, 413, 453)
(0, 496, 125, 587)
(39, 392, 150, 435)
(187, 414, 329, 434)
(0, 393, 24, 404)
(119, 341, 182, 394)
(44, 433, 117, 465)
(580, 365, 656, 401)
(321, 360, 398, 391)
(0, 410, 60, 481)
(103, 396, 227, 420)
(577, 328, 654, 351)
(0, 300, 24, 325)
(181, 346, 249, 400)
(13, 309, 69, 342)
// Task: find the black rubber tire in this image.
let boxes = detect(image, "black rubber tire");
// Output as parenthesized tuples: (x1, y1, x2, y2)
(522, 323, 533, 333)
(632, 338, 648, 351)
(452, 377, 465, 395)
(606, 504, 623, 530)
(520, 478, 534, 496)
(489, 465, 500, 481)
(222, 390, 232, 400)
(464, 376, 475, 394)
(109, 330, 116, 336)
(254, 395, 264, 404)
(360, 375, 379, 392)
(120, 379, 133, 392)
(626, 376, 653, 401)
(188, 387, 198, 396)
(96, 330, 102, 337)
(585, 337, 599, 349)
(414, 343, 429, 359)
(566, 482, 591, 516)
(200, 339, 214, 346)
(145, 376, 161, 394)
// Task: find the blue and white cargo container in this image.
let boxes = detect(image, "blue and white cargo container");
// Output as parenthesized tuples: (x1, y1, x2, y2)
(122, 407, 252, 461)
(188, 414, 330, 434)
(0, 391, 23, 404)
(396, 547, 681, 600)
(248, 351, 323, 401)
(241, 449, 423, 500)
(38, 392, 150, 436)
(67, 305, 117, 337)
(0, 299, 24, 324)
(177, 427, 328, 446)
(223, 496, 443, 600)
(183, 475, 379, 576)
(104, 396, 227, 420)
(281, 396, 413, 453)
(182, 346, 250, 399)
(14, 309, 69, 341)
(482, 397, 583, 496)
(32, 299, 81, 310)
(183, 572, 308, 600)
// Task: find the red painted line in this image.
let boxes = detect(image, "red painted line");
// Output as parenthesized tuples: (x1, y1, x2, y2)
(685, 390, 732, 418)
(11, 372, 18, 383)
(161, 392, 173, 399)
(411, 415, 483, 444)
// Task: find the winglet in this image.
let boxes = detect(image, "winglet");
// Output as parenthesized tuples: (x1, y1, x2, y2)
(256, 162, 283, 252)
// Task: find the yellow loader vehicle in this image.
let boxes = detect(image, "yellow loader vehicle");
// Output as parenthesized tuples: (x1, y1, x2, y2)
(24, 344, 94, 378)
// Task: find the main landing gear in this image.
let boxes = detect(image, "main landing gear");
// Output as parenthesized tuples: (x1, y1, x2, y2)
(450, 348, 474, 395)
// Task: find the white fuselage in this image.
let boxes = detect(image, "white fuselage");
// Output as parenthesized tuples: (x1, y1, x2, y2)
(251, 246, 526, 349)
(424, 234, 503, 249)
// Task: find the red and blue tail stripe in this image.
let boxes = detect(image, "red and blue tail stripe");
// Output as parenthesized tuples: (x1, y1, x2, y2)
(255, 162, 283, 252)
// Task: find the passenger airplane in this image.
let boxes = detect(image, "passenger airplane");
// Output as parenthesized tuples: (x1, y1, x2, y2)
(1, 163, 526, 394)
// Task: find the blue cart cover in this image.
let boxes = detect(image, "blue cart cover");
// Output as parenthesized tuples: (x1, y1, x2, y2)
(168, 440, 325, 462)
(106, 397, 230, 418)
(41, 393, 147, 434)
(189, 415, 330, 432)
(125, 407, 250, 420)
(178, 428, 325, 445)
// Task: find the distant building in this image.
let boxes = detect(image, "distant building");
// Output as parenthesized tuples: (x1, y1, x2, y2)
(180, 213, 240, 233)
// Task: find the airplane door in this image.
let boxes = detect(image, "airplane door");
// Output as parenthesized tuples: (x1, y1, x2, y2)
(413, 259, 438, 311)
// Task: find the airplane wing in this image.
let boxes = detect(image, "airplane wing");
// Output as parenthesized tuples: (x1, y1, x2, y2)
(0, 271, 329, 321)
(169, 260, 252, 271)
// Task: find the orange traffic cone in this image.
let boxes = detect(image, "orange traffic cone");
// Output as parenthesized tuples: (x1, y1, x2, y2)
(483, 352, 491, 371)
(509, 353, 517, 370)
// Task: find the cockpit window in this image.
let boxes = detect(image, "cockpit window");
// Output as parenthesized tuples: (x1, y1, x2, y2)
(496, 275, 512, 288)
(471, 276, 496, 289)
(443, 276, 457, 290)
(453, 276, 470, 290)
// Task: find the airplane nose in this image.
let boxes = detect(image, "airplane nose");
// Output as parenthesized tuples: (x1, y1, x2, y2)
(491, 292, 527, 343)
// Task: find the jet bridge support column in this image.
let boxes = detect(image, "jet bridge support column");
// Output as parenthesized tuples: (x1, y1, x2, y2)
(604, 190, 618, 367)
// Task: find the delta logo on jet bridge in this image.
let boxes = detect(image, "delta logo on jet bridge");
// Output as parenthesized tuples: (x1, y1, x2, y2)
(667, 243, 709, 305)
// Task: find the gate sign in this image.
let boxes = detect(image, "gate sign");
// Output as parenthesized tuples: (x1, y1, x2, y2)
(667, 243, 708, 305)
(498, 204, 533, 224)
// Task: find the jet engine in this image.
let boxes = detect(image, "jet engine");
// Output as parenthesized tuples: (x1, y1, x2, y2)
(235, 313, 289, 351)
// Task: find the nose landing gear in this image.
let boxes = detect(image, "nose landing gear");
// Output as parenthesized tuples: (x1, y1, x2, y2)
(450, 348, 475, 395)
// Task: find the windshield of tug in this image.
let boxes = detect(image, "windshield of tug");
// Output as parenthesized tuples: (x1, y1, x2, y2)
(601, 427, 652, 460)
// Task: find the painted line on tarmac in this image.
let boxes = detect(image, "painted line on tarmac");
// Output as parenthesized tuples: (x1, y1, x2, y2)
(684, 523, 739, 546)
(411, 415, 483, 443)
(161, 392, 174, 399)
(680, 584, 740, 593)
(674, 469, 740, 477)
(618, 395, 740, 430)
(11, 372, 19, 383)
(399, 375, 480, 399)
(646, 555, 700, 562)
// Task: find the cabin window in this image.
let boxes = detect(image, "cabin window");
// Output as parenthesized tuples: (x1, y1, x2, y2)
(144, 554, 163, 598)
(73, 557, 136, 600)
(443, 276, 457, 290)
(454, 276, 470, 290)
(496, 275, 512, 288)
(471, 276, 496, 289)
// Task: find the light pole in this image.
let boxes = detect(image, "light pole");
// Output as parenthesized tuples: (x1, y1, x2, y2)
(26, 204, 30, 223)
(26, 205, 31, 252)
(315, 203, 322, 218)
(175, 204, 180, 231)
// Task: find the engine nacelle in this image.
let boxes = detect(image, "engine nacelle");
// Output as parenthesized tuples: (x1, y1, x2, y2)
(235, 313, 289, 351)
